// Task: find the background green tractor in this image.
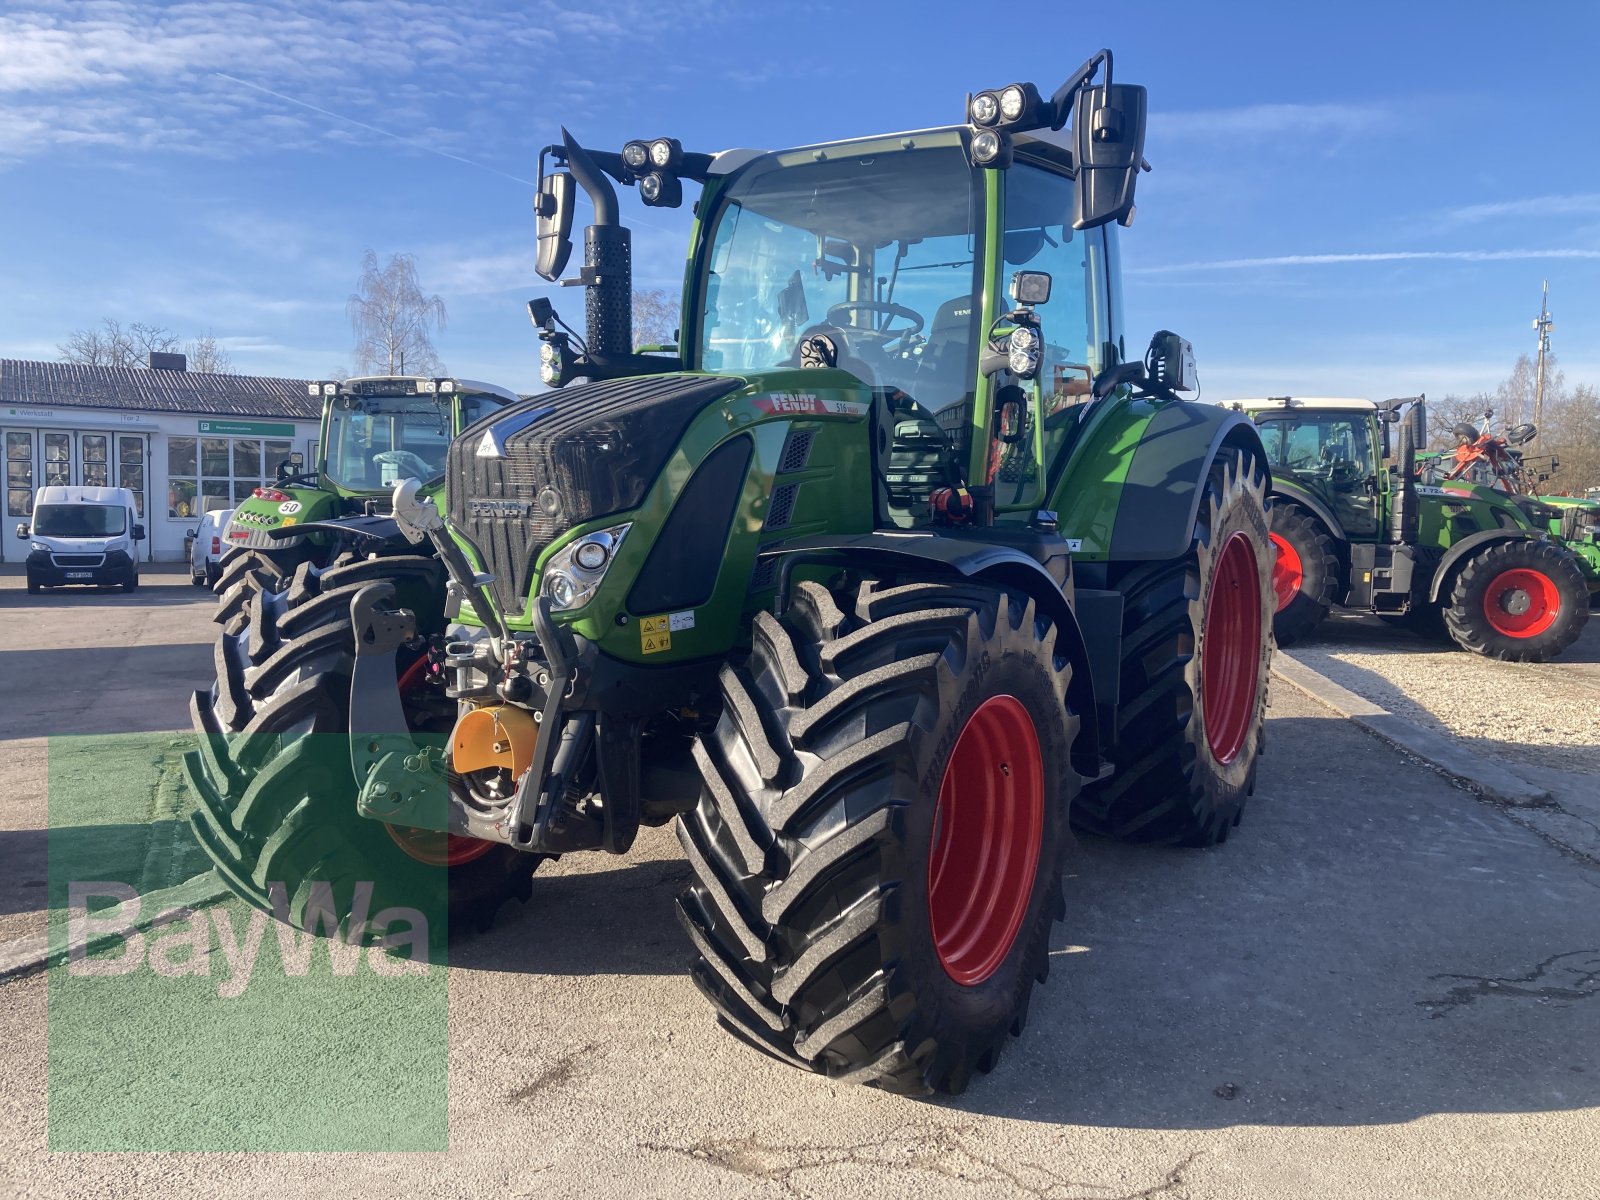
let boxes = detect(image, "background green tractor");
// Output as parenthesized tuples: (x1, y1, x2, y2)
(187, 51, 1276, 1095)
(1236, 395, 1589, 660)
(1417, 421, 1600, 599)
(212, 375, 519, 618)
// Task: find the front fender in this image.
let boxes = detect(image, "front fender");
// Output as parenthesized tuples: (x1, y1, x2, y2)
(1270, 477, 1346, 542)
(1429, 529, 1544, 603)
(759, 531, 1103, 779)
(1107, 403, 1269, 562)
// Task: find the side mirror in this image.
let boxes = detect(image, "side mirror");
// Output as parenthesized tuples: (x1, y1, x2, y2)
(187, 527, 198, 538)
(993, 384, 1029, 444)
(16, 523, 29, 539)
(132, 524, 146, 542)
(534, 171, 576, 282)
(1072, 83, 1148, 229)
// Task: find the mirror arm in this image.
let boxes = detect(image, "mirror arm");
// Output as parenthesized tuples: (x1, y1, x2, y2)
(1046, 47, 1112, 129)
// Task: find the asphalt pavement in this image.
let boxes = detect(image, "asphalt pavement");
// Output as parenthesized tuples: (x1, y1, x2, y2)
(1, 566, 1596, 1198)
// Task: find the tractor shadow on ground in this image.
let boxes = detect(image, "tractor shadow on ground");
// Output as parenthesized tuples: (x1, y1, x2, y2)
(944, 713, 1600, 1130)
(0, 584, 208, 611)
(450, 851, 694, 978)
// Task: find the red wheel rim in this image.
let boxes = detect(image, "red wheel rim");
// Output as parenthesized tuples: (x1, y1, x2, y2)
(1481, 567, 1560, 638)
(385, 823, 494, 866)
(927, 694, 1044, 987)
(1202, 531, 1263, 766)
(1269, 532, 1303, 614)
(387, 651, 495, 865)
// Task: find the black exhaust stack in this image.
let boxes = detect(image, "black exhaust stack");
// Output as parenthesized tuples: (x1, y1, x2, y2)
(561, 128, 633, 364)
(1391, 410, 1418, 545)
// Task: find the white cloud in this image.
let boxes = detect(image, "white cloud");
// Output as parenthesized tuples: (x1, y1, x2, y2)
(1439, 193, 1600, 227)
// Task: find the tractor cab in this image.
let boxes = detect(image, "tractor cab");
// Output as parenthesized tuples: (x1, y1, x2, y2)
(1240, 398, 1384, 538)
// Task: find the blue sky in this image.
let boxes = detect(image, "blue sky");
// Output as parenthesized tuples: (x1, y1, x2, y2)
(3, 0, 1598, 400)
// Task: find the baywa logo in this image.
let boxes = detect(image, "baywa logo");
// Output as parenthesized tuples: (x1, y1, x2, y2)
(67, 882, 431, 998)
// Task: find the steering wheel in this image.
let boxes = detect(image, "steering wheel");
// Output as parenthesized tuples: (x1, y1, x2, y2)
(373, 450, 436, 480)
(824, 301, 924, 349)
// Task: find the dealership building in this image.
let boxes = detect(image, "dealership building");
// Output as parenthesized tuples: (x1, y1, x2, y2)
(2, 356, 320, 564)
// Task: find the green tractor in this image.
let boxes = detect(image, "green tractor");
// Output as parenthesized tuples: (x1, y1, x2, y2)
(1236, 395, 1589, 659)
(1418, 420, 1600, 598)
(212, 375, 520, 616)
(186, 51, 1276, 1094)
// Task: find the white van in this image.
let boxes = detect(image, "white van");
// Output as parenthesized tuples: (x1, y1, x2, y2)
(187, 507, 235, 588)
(17, 485, 145, 594)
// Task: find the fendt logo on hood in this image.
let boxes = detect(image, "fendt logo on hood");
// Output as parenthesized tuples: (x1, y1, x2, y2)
(468, 498, 533, 518)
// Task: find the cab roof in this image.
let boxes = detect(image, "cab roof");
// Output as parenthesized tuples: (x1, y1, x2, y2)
(343, 376, 521, 405)
(35, 485, 137, 507)
(1226, 397, 1377, 413)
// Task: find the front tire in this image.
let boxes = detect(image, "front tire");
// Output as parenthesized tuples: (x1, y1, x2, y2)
(1269, 502, 1339, 645)
(1075, 451, 1273, 846)
(1443, 539, 1588, 661)
(677, 579, 1079, 1095)
(184, 551, 541, 946)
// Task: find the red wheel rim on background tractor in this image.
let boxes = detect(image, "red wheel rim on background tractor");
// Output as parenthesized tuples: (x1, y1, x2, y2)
(1269, 532, 1302, 614)
(928, 695, 1044, 987)
(386, 653, 495, 867)
(1202, 531, 1263, 765)
(1481, 567, 1561, 639)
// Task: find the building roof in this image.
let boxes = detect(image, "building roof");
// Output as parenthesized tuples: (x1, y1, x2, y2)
(1, 359, 321, 421)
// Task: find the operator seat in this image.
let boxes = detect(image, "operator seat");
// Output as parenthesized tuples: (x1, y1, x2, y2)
(914, 294, 977, 416)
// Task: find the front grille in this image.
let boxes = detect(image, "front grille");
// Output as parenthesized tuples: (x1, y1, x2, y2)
(52, 554, 104, 567)
(449, 374, 743, 616)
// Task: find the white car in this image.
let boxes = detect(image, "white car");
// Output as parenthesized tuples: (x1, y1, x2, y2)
(187, 507, 235, 589)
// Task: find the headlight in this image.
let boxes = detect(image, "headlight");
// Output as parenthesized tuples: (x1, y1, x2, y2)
(639, 173, 662, 203)
(970, 127, 1012, 169)
(542, 523, 631, 610)
(648, 137, 679, 169)
(31, 541, 47, 552)
(622, 140, 649, 170)
(1008, 324, 1041, 378)
(970, 91, 1000, 126)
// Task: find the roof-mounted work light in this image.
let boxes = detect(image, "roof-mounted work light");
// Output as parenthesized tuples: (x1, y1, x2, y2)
(621, 137, 686, 208)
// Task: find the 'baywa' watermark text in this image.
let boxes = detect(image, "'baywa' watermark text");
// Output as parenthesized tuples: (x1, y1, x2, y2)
(66, 882, 431, 997)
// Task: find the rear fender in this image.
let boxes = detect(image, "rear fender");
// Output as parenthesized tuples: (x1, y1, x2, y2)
(762, 532, 1103, 778)
(1270, 477, 1346, 543)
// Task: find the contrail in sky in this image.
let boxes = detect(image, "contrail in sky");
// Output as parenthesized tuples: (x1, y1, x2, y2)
(213, 72, 538, 188)
(1133, 248, 1600, 273)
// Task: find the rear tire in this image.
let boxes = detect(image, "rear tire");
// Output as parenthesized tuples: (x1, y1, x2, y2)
(185, 551, 541, 946)
(677, 579, 1079, 1095)
(1443, 539, 1588, 662)
(1075, 451, 1273, 847)
(1268, 502, 1339, 645)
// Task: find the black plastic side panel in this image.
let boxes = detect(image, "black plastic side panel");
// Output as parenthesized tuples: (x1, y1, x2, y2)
(627, 435, 754, 614)
(1108, 404, 1266, 561)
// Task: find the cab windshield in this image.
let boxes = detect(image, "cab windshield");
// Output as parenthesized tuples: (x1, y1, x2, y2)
(698, 145, 982, 419)
(33, 503, 125, 537)
(325, 395, 453, 491)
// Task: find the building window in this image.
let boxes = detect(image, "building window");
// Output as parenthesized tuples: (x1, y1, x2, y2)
(6, 431, 32, 517)
(119, 436, 145, 517)
(82, 434, 109, 487)
(44, 432, 71, 486)
(168, 433, 297, 518)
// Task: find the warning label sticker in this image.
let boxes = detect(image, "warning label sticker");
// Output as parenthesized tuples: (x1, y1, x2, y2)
(640, 614, 671, 655)
(669, 610, 695, 632)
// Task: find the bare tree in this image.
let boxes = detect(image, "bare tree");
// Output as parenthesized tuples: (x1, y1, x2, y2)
(632, 287, 679, 349)
(1426, 393, 1497, 450)
(58, 318, 181, 368)
(185, 329, 234, 374)
(348, 250, 448, 376)
(1542, 383, 1600, 492)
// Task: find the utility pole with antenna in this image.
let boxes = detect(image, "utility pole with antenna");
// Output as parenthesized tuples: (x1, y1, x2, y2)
(1532, 280, 1553, 451)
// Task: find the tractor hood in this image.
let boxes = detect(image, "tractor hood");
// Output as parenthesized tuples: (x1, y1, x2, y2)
(448, 374, 745, 615)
